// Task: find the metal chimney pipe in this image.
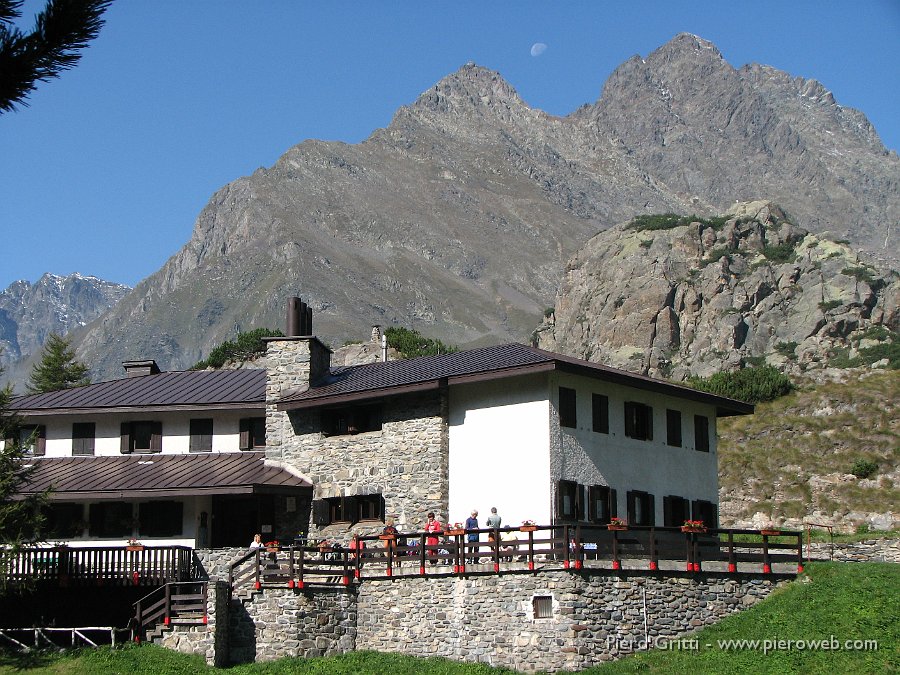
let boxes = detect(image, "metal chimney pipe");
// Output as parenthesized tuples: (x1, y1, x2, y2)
(381, 334, 387, 362)
(305, 305, 313, 336)
(298, 300, 308, 336)
(286, 297, 301, 337)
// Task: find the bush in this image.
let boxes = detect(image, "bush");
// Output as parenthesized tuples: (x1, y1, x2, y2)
(384, 327, 457, 359)
(774, 341, 798, 358)
(850, 459, 878, 479)
(761, 242, 797, 264)
(191, 328, 285, 370)
(687, 365, 794, 404)
(626, 213, 729, 232)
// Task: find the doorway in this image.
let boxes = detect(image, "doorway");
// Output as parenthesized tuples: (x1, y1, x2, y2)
(211, 495, 274, 548)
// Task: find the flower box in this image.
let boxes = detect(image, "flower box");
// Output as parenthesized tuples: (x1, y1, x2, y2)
(378, 534, 396, 541)
(126, 545, 145, 552)
(445, 529, 465, 536)
(681, 526, 707, 534)
(759, 529, 781, 536)
(607, 525, 628, 531)
(520, 525, 538, 532)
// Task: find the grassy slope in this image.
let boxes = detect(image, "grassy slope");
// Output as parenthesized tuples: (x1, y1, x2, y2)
(717, 369, 899, 525)
(1, 564, 895, 675)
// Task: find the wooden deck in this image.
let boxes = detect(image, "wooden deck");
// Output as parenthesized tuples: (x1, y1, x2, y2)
(2, 545, 198, 587)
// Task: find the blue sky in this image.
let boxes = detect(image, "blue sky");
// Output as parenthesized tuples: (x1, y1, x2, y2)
(2, 1, 898, 290)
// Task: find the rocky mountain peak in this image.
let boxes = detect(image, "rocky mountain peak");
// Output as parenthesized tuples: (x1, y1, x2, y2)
(411, 63, 524, 112)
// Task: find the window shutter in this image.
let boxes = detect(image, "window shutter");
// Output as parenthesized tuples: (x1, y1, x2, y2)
(120, 422, 132, 454)
(575, 484, 585, 521)
(624, 402, 636, 438)
(84, 425, 95, 455)
(312, 499, 331, 526)
(34, 425, 46, 456)
(150, 421, 162, 452)
(239, 418, 251, 451)
(592, 394, 609, 433)
(626, 491, 635, 525)
(645, 406, 654, 441)
(609, 489, 618, 519)
(663, 495, 674, 527)
(646, 493, 656, 526)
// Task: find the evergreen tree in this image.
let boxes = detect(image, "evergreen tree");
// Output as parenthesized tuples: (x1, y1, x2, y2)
(0, 373, 47, 586)
(27, 332, 90, 393)
(0, 0, 112, 113)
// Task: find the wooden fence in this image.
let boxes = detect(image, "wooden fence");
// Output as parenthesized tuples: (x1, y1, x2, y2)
(229, 525, 804, 592)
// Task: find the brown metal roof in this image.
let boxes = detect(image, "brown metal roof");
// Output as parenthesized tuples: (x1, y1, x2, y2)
(278, 343, 753, 416)
(10, 369, 266, 416)
(17, 452, 310, 500)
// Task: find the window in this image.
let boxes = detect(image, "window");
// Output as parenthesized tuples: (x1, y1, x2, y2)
(592, 394, 609, 434)
(138, 501, 184, 537)
(533, 595, 553, 619)
(239, 417, 266, 450)
(691, 500, 718, 528)
(321, 405, 382, 437)
(190, 418, 213, 452)
(588, 485, 616, 524)
(624, 402, 653, 441)
(694, 415, 710, 452)
(557, 480, 583, 521)
(663, 495, 689, 527)
(41, 502, 84, 538)
(666, 409, 682, 447)
(312, 494, 385, 526)
(89, 502, 132, 537)
(626, 490, 655, 526)
(558, 387, 577, 428)
(72, 422, 95, 456)
(120, 421, 162, 453)
(19, 425, 46, 456)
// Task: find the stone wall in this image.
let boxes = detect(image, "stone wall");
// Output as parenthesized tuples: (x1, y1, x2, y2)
(807, 538, 900, 563)
(355, 572, 780, 672)
(278, 390, 449, 542)
(228, 586, 357, 664)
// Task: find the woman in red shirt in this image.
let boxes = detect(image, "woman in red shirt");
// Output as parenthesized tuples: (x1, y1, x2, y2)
(424, 512, 442, 565)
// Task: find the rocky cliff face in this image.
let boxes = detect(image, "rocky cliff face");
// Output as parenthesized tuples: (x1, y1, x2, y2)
(536, 201, 898, 379)
(0, 273, 130, 376)
(68, 33, 898, 382)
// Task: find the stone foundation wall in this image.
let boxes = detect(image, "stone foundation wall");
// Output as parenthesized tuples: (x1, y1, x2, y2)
(807, 538, 899, 563)
(228, 586, 357, 664)
(354, 572, 780, 672)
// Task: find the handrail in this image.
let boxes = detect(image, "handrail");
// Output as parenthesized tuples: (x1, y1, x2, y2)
(130, 580, 207, 643)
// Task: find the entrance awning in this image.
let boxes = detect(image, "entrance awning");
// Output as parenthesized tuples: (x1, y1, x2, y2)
(17, 451, 311, 501)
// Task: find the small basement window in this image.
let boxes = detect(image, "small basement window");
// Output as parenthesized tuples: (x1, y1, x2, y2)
(533, 595, 553, 619)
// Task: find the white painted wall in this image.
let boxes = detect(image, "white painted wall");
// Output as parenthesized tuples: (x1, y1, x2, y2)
(448, 374, 551, 528)
(27, 409, 261, 457)
(549, 371, 720, 524)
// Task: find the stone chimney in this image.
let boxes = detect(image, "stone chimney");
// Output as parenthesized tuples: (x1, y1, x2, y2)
(263, 297, 331, 454)
(122, 360, 161, 377)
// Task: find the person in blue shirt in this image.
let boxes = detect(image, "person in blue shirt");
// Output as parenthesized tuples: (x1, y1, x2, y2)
(465, 510, 480, 564)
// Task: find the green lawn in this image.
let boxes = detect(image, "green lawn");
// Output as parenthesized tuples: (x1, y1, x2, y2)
(1, 563, 896, 674)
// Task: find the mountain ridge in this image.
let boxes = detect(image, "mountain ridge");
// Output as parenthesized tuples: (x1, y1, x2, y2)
(14, 33, 899, 384)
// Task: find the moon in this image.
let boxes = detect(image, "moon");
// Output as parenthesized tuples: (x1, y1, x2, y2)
(530, 43, 547, 57)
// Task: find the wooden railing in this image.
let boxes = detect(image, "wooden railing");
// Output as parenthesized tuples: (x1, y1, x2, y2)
(2, 546, 198, 587)
(228, 525, 804, 592)
(131, 581, 208, 642)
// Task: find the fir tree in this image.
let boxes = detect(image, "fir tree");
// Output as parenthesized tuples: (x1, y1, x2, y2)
(0, 0, 112, 113)
(26, 332, 90, 394)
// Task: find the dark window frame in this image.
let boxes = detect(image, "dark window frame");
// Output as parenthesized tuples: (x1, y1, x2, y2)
(587, 484, 617, 524)
(88, 501, 132, 538)
(691, 499, 718, 528)
(591, 394, 609, 434)
(557, 479, 583, 521)
(313, 494, 385, 526)
(533, 595, 553, 619)
(239, 417, 266, 450)
(19, 424, 46, 456)
(320, 404, 383, 437)
(189, 418, 214, 453)
(138, 501, 184, 537)
(120, 421, 162, 454)
(558, 387, 577, 429)
(624, 402, 653, 441)
(666, 409, 682, 447)
(626, 490, 656, 527)
(72, 422, 95, 456)
(694, 415, 710, 452)
(663, 495, 689, 527)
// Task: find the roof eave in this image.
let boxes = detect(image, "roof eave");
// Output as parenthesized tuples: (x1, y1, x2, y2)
(12, 401, 266, 417)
